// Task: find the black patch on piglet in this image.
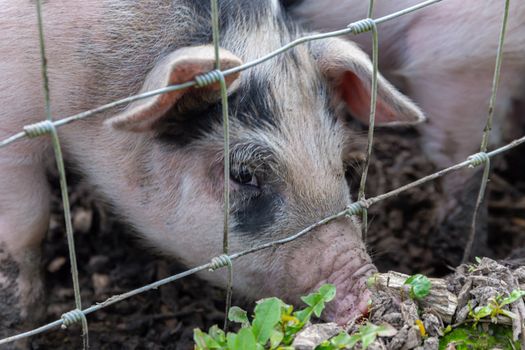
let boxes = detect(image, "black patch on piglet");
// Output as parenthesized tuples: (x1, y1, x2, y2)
(157, 75, 280, 146)
(233, 190, 284, 237)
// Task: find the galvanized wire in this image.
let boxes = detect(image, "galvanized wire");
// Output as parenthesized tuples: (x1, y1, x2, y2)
(33, 0, 88, 347)
(367, 0, 375, 18)
(209, 0, 234, 330)
(356, 19, 378, 242)
(462, 0, 511, 264)
(2, 132, 524, 346)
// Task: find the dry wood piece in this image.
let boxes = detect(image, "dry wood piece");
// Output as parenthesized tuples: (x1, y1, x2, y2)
(368, 271, 458, 324)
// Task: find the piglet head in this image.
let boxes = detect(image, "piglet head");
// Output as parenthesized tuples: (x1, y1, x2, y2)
(104, 38, 423, 324)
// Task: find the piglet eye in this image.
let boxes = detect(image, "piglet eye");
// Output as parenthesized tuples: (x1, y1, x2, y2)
(230, 165, 259, 188)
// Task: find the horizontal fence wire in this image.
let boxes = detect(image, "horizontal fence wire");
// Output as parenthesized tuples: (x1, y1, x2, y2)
(1, 133, 524, 346)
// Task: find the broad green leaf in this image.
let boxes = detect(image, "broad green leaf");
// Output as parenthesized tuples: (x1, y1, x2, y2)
(269, 329, 284, 349)
(361, 331, 376, 349)
(319, 284, 337, 302)
(228, 306, 250, 328)
(296, 284, 337, 323)
(347, 334, 360, 348)
(302, 293, 323, 308)
(314, 341, 334, 350)
(208, 325, 226, 345)
(226, 332, 237, 350)
(252, 297, 282, 345)
(280, 301, 294, 316)
(329, 332, 355, 348)
(359, 324, 381, 349)
(404, 274, 431, 300)
(294, 308, 312, 323)
(194, 328, 222, 349)
(193, 329, 208, 349)
(473, 305, 492, 319)
(234, 328, 257, 350)
(501, 290, 525, 306)
(301, 294, 325, 318)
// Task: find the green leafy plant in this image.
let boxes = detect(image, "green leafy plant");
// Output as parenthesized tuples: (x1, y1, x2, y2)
(193, 284, 336, 350)
(403, 274, 431, 300)
(316, 323, 396, 350)
(469, 289, 525, 324)
(439, 324, 520, 350)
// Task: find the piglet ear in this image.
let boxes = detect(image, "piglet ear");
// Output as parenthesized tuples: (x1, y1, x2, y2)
(312, 38, 425, 126)
(107, 45, 242, 132)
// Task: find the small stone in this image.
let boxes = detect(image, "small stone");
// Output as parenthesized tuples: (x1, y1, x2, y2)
(423, 337, 439, 350)
(92, 273, 110, 295)
(73, 207, 93, 234)
(47, 256, 66, 273)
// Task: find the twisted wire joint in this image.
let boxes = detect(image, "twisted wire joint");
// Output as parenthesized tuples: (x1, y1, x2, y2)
(345, 202, 364, 217)
(467, 152, 490, 168)
(348, 18, 376, 35)
(23, 120, 55, 138)
(209, 254, 232, 271)
(195, 70, 224, 88)
(61, 309, 87, 329)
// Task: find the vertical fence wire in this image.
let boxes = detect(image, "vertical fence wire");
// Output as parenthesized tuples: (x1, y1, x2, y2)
(367, 0, 375, 18)
(34, 1, 89, 348)
(356, 17, 379, 243)
(210, 0, 234, 330)
(462, 0, 511, 264)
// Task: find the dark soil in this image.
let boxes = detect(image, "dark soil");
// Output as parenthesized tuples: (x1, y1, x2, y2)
(23, 127, 525, 349)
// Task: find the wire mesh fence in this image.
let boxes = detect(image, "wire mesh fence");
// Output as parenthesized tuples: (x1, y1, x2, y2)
(0, 0, 522, 347)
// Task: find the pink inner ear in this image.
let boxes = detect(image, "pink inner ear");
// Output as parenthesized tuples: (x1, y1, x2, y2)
(340, 71, 399, 125)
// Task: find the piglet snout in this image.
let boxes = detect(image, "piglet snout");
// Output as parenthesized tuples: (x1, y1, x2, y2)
(322, 263, 377, 325)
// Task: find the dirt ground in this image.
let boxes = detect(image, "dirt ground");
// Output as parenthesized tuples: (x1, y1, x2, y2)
(23, 126, 525, 349)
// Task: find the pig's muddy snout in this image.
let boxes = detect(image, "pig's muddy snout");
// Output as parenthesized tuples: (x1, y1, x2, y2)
(322, 263, 377, 325)
(268, 216, 377, 326)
